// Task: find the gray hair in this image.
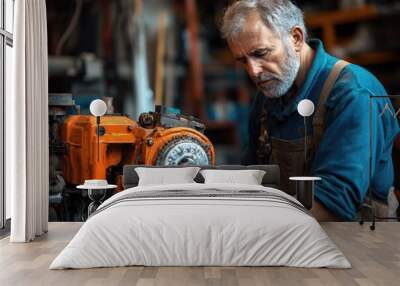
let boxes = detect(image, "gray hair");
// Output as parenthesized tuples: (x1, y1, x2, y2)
(220, 0, 307, 41)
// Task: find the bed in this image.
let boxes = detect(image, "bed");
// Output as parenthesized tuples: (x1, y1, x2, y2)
(50, 165, 350, 269)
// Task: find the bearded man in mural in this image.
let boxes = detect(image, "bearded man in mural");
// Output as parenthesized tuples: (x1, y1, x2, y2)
(221, 0, 400, 221)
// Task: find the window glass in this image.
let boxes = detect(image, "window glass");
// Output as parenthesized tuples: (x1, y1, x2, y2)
(0, 38, 3, 227)
(5, 43, 12, 219)
(5, 0, 14, 34)
(0, 0, 3, 30)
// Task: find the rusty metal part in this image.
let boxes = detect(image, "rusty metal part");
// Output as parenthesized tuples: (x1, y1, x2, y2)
(155, 136, 211, 166)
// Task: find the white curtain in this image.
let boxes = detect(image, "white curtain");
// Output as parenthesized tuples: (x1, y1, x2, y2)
(7, 0, 49, 242)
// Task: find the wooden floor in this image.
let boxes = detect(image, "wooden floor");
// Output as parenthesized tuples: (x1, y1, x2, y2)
(0, 222, 399, 286)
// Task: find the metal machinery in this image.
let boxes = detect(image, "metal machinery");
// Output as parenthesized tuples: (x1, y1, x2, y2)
(49, 94, 77, 221)
(61, 105, 215, 191)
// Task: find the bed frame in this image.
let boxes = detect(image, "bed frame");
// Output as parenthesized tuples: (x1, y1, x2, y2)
(123, 165, 281, 190)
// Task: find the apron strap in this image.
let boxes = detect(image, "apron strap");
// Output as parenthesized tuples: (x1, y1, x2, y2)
(257, 104, 271, 163)
(312, 60, 350, 149)
(257, 59, 350, 163)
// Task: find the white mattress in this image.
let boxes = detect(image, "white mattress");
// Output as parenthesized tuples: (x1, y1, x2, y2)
(50, 183, 351, 269)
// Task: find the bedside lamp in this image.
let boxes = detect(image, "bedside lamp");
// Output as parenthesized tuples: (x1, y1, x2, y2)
(290, 99, 320, 210)
(90, 99, 107, 160)
(297, 99, 315, 173)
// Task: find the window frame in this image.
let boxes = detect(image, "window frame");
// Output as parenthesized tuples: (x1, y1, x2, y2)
(0, 0, 13, 230)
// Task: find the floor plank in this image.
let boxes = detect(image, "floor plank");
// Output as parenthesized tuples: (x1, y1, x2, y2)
(0, 222, 399, 286)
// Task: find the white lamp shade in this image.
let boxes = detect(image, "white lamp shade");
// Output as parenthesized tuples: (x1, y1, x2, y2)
(297, 99, 315, 117)
(90, 99, 107, 117)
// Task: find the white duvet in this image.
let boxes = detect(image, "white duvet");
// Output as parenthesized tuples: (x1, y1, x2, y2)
(50, 183, 351, 269)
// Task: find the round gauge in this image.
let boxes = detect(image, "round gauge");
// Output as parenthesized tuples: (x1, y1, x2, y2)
(155, 136, 211, 166)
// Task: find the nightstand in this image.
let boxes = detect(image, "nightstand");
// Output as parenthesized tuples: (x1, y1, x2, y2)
(77, 182, 117, 219)
(289, 176, 321, 210)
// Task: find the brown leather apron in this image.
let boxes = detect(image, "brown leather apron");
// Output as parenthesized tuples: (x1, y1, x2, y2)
(270, 136, 314, 195)
(257, 60, 349, 196)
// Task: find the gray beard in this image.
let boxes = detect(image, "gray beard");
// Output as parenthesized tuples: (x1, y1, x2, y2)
(256, 44, 300, 99)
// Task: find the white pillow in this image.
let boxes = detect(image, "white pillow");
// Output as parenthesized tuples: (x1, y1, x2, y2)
(135, 167, 201, 186)
(200, 169, 266, 185)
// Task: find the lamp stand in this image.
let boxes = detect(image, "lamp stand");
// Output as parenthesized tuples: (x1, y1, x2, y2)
(96, 116, 100, 161)
(304, 116, 308, 176)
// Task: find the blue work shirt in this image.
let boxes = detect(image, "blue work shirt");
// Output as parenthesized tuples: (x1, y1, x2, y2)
(243, 39, 400, 220)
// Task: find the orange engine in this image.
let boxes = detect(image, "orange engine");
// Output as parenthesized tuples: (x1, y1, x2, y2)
(62, 114, 215, 190)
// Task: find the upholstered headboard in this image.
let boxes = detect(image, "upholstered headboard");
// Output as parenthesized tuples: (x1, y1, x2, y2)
(123, 165, 280, 190)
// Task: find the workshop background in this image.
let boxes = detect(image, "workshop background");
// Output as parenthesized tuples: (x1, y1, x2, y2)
(47, 0, 400, 221)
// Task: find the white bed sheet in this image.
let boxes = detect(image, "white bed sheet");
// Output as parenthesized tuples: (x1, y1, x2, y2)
(50, 183, 351, 269)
